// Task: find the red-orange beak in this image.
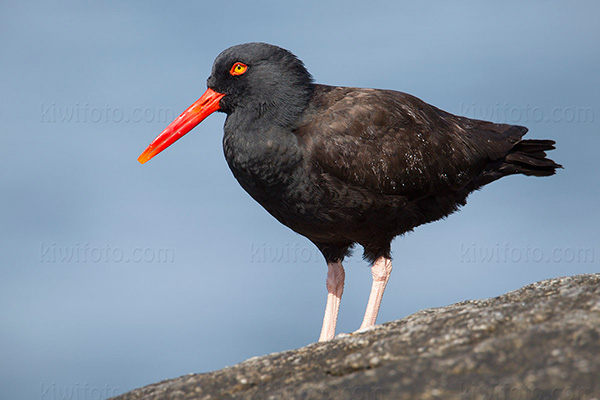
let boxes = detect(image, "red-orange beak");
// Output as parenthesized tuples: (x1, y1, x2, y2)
(138, 88, 226, 164)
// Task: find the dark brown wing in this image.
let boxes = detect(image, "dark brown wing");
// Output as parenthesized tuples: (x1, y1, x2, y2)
(295, 85, 527, 199)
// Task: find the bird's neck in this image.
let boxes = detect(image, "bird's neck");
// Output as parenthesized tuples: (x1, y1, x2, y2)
(223, 118, 303, 174)
(222, 82, 315, 193)
(230, 82, 315, 131)
(222, 108, 311, 203)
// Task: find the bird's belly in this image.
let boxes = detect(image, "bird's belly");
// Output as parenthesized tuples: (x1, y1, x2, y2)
(230, 164, 410, 244)
(228, 166, 329, 231)
(232, 167, 321, 223)
(224, 140, 461, 245)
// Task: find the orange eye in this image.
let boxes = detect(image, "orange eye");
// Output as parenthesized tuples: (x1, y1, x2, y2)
(230, 62, 248, 76)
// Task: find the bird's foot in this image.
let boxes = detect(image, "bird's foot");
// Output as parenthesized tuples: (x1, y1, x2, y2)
(352, 324, 379, 336)
(334, 332, 351, 339)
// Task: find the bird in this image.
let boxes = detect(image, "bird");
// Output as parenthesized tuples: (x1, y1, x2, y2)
(138, 42, 561, 342)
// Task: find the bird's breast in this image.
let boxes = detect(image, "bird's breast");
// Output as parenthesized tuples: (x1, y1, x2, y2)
(223, 125, 308, 205)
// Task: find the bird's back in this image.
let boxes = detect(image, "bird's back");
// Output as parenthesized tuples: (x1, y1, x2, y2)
(296, 85, 538, 198)
(290, 85, 560, 253)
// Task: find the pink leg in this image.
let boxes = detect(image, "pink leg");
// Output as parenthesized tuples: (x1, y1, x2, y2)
(318, 261, 345, 342)
(359, 256, 392, 330)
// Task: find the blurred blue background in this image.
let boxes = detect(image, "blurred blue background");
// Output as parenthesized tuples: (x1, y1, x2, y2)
(1, 1, 598, 398)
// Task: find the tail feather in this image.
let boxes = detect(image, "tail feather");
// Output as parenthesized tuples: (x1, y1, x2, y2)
(471, 138, 561, 188)
(501, 139, 562, 177)
(511, 139, 556, 153)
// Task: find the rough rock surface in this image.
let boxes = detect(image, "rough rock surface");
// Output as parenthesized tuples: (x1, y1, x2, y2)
(112, 274, 600, 400)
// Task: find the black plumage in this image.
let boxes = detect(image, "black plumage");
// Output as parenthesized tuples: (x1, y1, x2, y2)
(213, 44, 560, 263)
(139, 42, 561, 341)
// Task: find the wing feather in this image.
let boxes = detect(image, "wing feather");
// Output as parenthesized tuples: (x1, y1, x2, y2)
(295, 85, 525, 199)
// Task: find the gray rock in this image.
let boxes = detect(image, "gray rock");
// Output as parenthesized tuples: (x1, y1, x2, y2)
(112, 274, 600, 400)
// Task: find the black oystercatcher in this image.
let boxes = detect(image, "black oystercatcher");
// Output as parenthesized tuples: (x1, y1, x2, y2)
(138, 43, 560, 342)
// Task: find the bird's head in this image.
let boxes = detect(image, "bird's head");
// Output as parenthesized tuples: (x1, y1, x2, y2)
(138, 42, 313, 164)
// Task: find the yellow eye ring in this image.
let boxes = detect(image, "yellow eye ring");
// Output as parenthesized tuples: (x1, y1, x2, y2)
(230, 62, 248, 76)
